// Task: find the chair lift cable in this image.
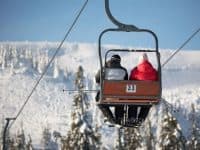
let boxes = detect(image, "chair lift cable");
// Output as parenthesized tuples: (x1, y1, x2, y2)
(162, 27, 200, 68)
(161, 27, 200, 113)
(8, 0, 89, 128)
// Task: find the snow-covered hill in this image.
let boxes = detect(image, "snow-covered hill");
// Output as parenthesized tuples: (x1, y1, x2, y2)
(0, 41, 200, 148)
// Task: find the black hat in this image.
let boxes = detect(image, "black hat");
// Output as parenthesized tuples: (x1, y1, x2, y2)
(111, 54, 121, 62)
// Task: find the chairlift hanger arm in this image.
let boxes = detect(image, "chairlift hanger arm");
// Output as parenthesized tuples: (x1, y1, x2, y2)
(105, 0, 138, 31)
(104, 0, 159, 48)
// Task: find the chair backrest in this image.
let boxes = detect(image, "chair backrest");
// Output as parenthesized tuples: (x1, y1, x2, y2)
(101, 80, 161, 105)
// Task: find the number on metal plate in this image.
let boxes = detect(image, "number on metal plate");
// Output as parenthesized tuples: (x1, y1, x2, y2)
(126, 84, 136, 93)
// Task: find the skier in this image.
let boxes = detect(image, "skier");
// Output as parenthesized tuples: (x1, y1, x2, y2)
(95, 54, 128, 124)
(128, 53, 158, 124)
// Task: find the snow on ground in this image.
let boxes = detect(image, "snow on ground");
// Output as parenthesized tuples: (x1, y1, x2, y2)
(0, 41, 200, 146)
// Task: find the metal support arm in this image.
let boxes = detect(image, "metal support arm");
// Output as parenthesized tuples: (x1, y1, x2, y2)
(105, 0, 139, 31)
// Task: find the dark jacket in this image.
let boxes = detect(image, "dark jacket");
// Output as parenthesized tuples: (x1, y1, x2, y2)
(95, 59, 128, 83)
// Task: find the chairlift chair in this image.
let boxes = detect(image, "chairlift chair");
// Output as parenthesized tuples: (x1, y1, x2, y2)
(97, 0, 162, 127)
(98, 36, 162, 128)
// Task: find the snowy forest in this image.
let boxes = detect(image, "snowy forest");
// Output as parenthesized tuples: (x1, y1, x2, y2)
(0, 41, 200, 149)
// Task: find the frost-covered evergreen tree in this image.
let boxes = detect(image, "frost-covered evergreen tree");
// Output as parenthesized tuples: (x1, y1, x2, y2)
(144, 119, 156, 150)
(53, 58, 59, 78)
(63, 66, 101, 150)
(8, 46, 17, 69)
(0, 45, 19, 69)
(115, 127, 142, 150)
(35, 50, 49, 74)
(159, 108, 186, 150)
(187, 104, 200, 149)
(115, 128, 124, 150)
(16, 129, 26, 149)
(41, 127, 58, 150)
(6, 128, 27, 150)
(8, 138, 15, 150)
(123, 127, 143, 149)
(1, 125, 33, 150)
(41, 127, 51, 148)
(26, 135, 33, 150)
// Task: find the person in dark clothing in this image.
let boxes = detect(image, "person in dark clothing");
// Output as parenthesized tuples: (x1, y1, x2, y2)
(95, 60, 111, 85)
(95, 60, 114, 122)
(95, 60, 111, 102)
(95, 54, 128, 124)
(104, 55, 128, 80)
(105, 55, 128, 124)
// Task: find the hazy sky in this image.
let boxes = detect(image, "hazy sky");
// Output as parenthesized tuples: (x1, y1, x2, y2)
(0, 0, 200, 50)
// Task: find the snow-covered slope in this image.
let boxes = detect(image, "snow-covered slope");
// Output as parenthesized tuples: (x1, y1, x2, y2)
(0, 41, 200, 146)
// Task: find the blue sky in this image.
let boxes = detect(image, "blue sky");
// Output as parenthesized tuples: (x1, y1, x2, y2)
(0, 0, 200, 50)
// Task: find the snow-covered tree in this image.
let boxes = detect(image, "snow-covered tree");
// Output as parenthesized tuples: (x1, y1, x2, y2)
(40, 127, 58, 150)
(16, 129, 26, 149)
(9, 46, 18, 69)
(35, 50, 49, 74)
(53, 58, 59, 78)
(115, 127, 143, 150)
(63, 66, 101, 150)
(41, 128, 51, 148)
(5, 128, 28, 150)
(115, 128, 124, 150)
(124, 127, 143, 149)
(26, 135, 33, 150)
(144, 119, 156, 150)
(159, 108, 186, 150)
(8, 138, 15, 150)
(187, 104, 200, 149)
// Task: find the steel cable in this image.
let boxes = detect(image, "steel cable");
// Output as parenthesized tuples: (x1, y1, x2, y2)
(9, 0, 89, 128)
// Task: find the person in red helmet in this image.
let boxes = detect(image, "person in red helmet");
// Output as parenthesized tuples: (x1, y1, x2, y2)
(128, 53, 158, 124)
(129, 53, 157, 81)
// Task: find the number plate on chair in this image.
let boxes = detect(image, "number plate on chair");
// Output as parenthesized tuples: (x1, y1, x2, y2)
(126, 84, 136, 93)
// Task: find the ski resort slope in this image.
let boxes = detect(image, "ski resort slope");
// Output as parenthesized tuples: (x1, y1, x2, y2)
(0, 42, 200, 146)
